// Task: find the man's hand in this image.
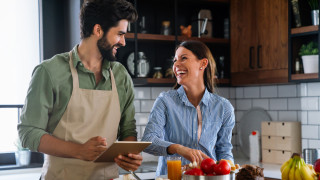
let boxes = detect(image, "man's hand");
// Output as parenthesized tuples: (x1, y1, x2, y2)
(114, 153, 143, 171)
(77, 136, 107, 161)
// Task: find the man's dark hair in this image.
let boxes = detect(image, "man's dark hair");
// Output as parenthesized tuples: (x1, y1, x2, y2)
(80, 0, 138, 39)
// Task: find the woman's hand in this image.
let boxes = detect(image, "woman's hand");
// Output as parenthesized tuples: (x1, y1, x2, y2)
(168, 144, 209, 166)
(77, 136, 107, 161)
(114, 153, 143, 171)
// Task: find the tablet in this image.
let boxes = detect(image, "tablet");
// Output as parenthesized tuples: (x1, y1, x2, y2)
(94, 141, 152, 162)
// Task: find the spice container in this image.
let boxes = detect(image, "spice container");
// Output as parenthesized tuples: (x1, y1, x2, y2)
(153, 67, 163, 79)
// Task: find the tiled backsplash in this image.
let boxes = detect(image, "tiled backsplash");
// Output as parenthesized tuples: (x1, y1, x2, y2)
(134, 83, 320, 159)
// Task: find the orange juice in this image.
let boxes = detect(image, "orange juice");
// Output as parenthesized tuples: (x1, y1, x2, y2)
(167, 157, 181, 180)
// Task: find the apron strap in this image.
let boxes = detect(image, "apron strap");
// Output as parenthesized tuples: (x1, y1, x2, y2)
(69, 51, 79, 89)
(108, 68, 118, 94)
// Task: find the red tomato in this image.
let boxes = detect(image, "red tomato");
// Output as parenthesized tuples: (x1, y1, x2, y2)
(185, 168, 204, 176)
(213, 159, 231, 175)
(200, 158, 216, 174)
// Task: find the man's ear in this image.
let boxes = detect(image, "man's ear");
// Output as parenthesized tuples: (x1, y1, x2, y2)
(93, 24, 103, 38)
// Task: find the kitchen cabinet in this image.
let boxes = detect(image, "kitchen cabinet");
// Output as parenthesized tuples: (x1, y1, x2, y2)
(117, 0, 231, 87)
(230, 0, 288, 85)
(288, 1, 320, 82)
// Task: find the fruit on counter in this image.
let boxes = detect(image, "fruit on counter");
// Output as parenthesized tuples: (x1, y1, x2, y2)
(183, 158, 239, 176)
(200, 158, 216, 174)
(314, 158, 320, 174)
(280, 153, 317, 180)
(214, 159, 231, 175)
(184, 168, 204, 176)
(235, 164, 264, 180)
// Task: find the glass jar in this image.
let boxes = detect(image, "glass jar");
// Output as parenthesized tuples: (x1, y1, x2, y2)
(161, 21, 171, 35)
(153, 67, 163, 79)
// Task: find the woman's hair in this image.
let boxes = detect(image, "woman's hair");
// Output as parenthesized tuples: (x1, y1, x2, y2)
(173, 40, 216, 93)
(80, 0, 138, 39)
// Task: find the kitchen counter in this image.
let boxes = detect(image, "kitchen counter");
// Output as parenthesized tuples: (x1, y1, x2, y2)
(234, 158, 281, 179)
(0, 159, 281, 180)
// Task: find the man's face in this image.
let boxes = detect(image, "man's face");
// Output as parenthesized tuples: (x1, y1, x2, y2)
(97, 19, 128, 61)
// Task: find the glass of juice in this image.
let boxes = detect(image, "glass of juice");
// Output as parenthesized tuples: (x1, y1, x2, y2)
(167, 156, 181, 180)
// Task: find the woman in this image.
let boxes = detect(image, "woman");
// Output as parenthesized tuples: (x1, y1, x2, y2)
(141, 40, 235, 176)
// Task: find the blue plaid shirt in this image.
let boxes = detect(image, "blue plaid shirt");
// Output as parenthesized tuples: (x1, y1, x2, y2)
(141, 86, 235, 176)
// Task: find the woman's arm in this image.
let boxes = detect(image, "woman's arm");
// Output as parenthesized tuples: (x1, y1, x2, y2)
(215, 101, 235, 162)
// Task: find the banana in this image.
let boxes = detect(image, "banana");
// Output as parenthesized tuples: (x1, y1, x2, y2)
(288, 158, 296, 180)
(299, 158, 315, 180)
(281, 157, 293, 172)
(282, 157, 294, 180)
(306, 163, 317, 176)
(294, 158, 303, 180)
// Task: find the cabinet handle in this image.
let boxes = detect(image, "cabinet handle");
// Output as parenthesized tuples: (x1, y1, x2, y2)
(257, 45, 262, 68)
(249, 46, 254, 69)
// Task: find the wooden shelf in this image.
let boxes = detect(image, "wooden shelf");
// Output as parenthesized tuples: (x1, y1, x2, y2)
(125, 33, 229, 44)
(126, 33, 175, 41)
(291, 73, 319, 80)
(182, 0, 229, 3)
(178, 36, 229, 44)
(291, 25, 319, 35)
(132, 78, 230, 87)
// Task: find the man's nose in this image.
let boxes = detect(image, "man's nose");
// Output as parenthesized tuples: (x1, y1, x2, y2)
(119, 36, 126, 46)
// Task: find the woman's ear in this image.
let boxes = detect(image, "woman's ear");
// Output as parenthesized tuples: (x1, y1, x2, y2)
(200, 58, 209, 69)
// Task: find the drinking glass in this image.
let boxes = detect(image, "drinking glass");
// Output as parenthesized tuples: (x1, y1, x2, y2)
(167, 156, 181, 180)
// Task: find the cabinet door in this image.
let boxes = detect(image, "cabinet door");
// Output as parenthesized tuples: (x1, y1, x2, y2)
(230, 0, 257, 73)
(256, 0, 288, 71)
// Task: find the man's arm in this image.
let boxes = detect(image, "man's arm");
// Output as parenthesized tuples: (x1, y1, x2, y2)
(38, 134, 107, 161)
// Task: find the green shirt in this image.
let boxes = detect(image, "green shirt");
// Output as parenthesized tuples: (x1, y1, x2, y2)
(18, 46, 137, 152)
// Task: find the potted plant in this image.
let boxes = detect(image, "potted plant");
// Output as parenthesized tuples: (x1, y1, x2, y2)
(14, 138, 31, 166)
(299, 41, 319, 73)
(308, 0, 319, 25)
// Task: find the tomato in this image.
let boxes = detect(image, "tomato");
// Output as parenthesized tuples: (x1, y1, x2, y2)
(200, 158, 216, 174)
(213, 159, 231, 175)
(185, 168, 204, 176)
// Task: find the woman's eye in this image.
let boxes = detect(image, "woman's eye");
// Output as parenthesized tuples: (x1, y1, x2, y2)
(173, 59, 177, 63)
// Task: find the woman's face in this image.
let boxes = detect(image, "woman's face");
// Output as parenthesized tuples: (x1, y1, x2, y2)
(173, 47, 204, 87)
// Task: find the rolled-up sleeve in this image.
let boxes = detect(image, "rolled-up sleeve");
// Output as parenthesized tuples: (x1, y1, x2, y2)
(215, 100, 235, 162)
(18, 65, 54, 152)
(118, 67, 137, 140)
(141, 96, 173, 156)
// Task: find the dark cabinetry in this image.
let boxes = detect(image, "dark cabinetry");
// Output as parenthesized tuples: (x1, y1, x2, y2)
(230, 0, 288, 85)
(117, 0, 231, 86)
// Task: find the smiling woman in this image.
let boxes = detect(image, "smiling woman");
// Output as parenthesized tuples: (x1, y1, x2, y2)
(0, 0, 40, 153)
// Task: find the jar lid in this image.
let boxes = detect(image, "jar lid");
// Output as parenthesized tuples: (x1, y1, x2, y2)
(162, 21, 170, 27)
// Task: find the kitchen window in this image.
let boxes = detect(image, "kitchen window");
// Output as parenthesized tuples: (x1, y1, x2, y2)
(0, 0, 42, 167)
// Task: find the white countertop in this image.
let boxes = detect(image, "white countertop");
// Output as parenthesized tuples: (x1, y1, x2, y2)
(0, 159, 281, 180)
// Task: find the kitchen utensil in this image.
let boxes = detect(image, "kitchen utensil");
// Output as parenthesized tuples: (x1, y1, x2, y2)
(238, 108, 272, 159)
(130, 170, 141, 180)
(182, 172, 235, 180)
(126, 52, 150, 77)
(303, 148, 318, 165)
(198, 9, 212, 38)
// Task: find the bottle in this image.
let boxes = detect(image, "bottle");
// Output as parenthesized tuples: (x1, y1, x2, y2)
(295, 58, 300, 74)
(161, 21, 171, 35)
(249, 130, 260, 163)
(219, 56, 225, 78)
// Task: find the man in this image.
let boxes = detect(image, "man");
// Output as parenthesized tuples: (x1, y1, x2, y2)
(18, 0, 142, 179)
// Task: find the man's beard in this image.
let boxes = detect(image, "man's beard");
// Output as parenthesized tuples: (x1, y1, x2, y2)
(97, 36, 117, 61)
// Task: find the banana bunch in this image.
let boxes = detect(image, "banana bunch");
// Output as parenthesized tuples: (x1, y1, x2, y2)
(280, 153, 317, 180)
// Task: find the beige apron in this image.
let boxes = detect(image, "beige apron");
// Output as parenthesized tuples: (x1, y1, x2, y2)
(41, 52, 121, 180)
